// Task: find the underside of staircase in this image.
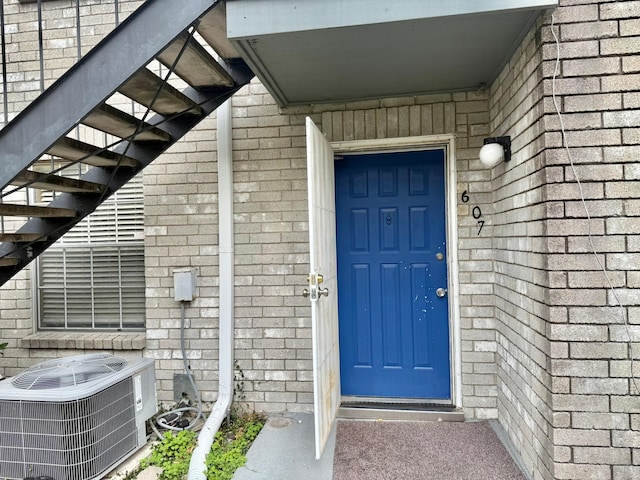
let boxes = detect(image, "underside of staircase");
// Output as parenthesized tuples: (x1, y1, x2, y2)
(0, 0, 253, 286)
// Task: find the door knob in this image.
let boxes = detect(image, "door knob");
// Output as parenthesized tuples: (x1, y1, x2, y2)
(436, 288, 447, 298)
(303, 273, 328, 300)
(302, 287, 328, 298)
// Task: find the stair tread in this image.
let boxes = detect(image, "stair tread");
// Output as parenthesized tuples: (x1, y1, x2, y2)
(198, 4, 241, 60)
(12, 170, 105, 194)
(0, 203, 77, 218)
(120, 68, 203, 116)
(158, 32, 234, 88)
(47, 137, 139, 168)
(0, 233, 47, 243)
(83, 104, 171, 142)
(0, 257, 19, 267)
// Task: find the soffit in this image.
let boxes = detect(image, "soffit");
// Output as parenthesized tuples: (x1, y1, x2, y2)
(226, 0, 557, 106)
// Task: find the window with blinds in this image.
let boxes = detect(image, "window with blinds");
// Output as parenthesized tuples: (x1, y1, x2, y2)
(37, 174, 145, 330)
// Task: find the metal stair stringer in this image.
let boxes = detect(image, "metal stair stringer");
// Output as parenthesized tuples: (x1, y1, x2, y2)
(0, 0, 254, 285)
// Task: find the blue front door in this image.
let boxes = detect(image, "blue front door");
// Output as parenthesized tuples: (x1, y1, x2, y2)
(335, 149, 451, 399)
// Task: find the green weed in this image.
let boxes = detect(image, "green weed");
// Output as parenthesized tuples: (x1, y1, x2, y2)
(140, 410, 265, 480)
(141, 430, 197, 480)
(205, 411, 265, 480)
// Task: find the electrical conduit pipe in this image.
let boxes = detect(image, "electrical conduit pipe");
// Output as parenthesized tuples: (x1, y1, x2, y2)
(188, 98, 234, 480)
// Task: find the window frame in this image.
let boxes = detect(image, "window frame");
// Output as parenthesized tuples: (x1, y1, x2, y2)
(34, 173, 146, 332)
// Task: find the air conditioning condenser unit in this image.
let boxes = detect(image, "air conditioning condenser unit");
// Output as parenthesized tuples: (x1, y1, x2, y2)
(0, 353, 156, 480)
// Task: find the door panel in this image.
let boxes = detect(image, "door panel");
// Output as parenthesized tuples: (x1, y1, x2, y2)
(305, 117, 340, 459)
(336, 150, 450, 400)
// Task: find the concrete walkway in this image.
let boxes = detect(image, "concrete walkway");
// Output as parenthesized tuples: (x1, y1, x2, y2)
(108, 412, 526, 480)
(232, 414, 529, 480)
(232, 413, 335, 480)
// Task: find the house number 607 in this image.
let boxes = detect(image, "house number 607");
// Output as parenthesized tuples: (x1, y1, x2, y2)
(461, 190, 484, 235)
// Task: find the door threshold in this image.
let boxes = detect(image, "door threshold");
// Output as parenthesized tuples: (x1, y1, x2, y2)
(338, 403, 464, 422)
(341, 396, 452, 406)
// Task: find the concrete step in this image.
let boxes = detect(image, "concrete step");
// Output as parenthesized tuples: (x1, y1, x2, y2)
(338, 405, 465, 422)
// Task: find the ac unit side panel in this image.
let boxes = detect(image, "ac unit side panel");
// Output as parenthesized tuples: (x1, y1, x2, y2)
(133, 361, 158, 447)
(135, 358, 158, 423)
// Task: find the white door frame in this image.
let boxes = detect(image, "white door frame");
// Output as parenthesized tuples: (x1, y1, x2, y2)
(330, 134, 462, 407)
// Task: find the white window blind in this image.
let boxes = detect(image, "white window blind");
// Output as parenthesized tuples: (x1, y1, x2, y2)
(37, 174, 145, 330)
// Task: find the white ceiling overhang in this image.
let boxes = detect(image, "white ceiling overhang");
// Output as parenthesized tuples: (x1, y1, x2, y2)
(226, 0, 558, 107)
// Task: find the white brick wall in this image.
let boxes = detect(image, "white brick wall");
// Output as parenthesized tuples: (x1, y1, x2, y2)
(489, 13, 555, 478)
(143, 83, 498, 413)
(0, 0, 142, 123)
(488, 1, 640, 479)
(547, 0, 640, 477)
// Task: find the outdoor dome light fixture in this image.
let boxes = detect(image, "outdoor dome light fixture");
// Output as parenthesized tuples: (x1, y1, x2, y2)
(479, 136, 511, 168)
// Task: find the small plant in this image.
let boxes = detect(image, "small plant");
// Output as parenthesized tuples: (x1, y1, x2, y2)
(139, 410, 265, 480)
(234, 360, 246, 402)
(205, 411, 265, 480)
(141, 430, 197, 480)
(0, 342, 7, 356)
(119, 467, 143, 480)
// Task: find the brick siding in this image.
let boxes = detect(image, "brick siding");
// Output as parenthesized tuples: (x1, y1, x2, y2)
(488, 2, 640, 479)
(144, 84, 498, 413)
(489, 13, 555, 480)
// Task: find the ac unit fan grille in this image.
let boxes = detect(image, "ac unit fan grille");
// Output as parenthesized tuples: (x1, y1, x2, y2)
(10, 353, 127, 390)
(0, 377, 137, 480)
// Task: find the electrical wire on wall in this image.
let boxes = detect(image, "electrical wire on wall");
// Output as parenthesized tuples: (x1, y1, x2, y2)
(550, 13, 640, 396)
(151, 301, 205, 438)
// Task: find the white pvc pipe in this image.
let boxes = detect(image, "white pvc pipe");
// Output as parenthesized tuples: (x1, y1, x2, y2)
(188, 98, 234, 480)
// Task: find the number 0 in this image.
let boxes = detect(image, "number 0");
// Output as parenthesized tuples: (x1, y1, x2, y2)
(472, 206, 482, 219)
